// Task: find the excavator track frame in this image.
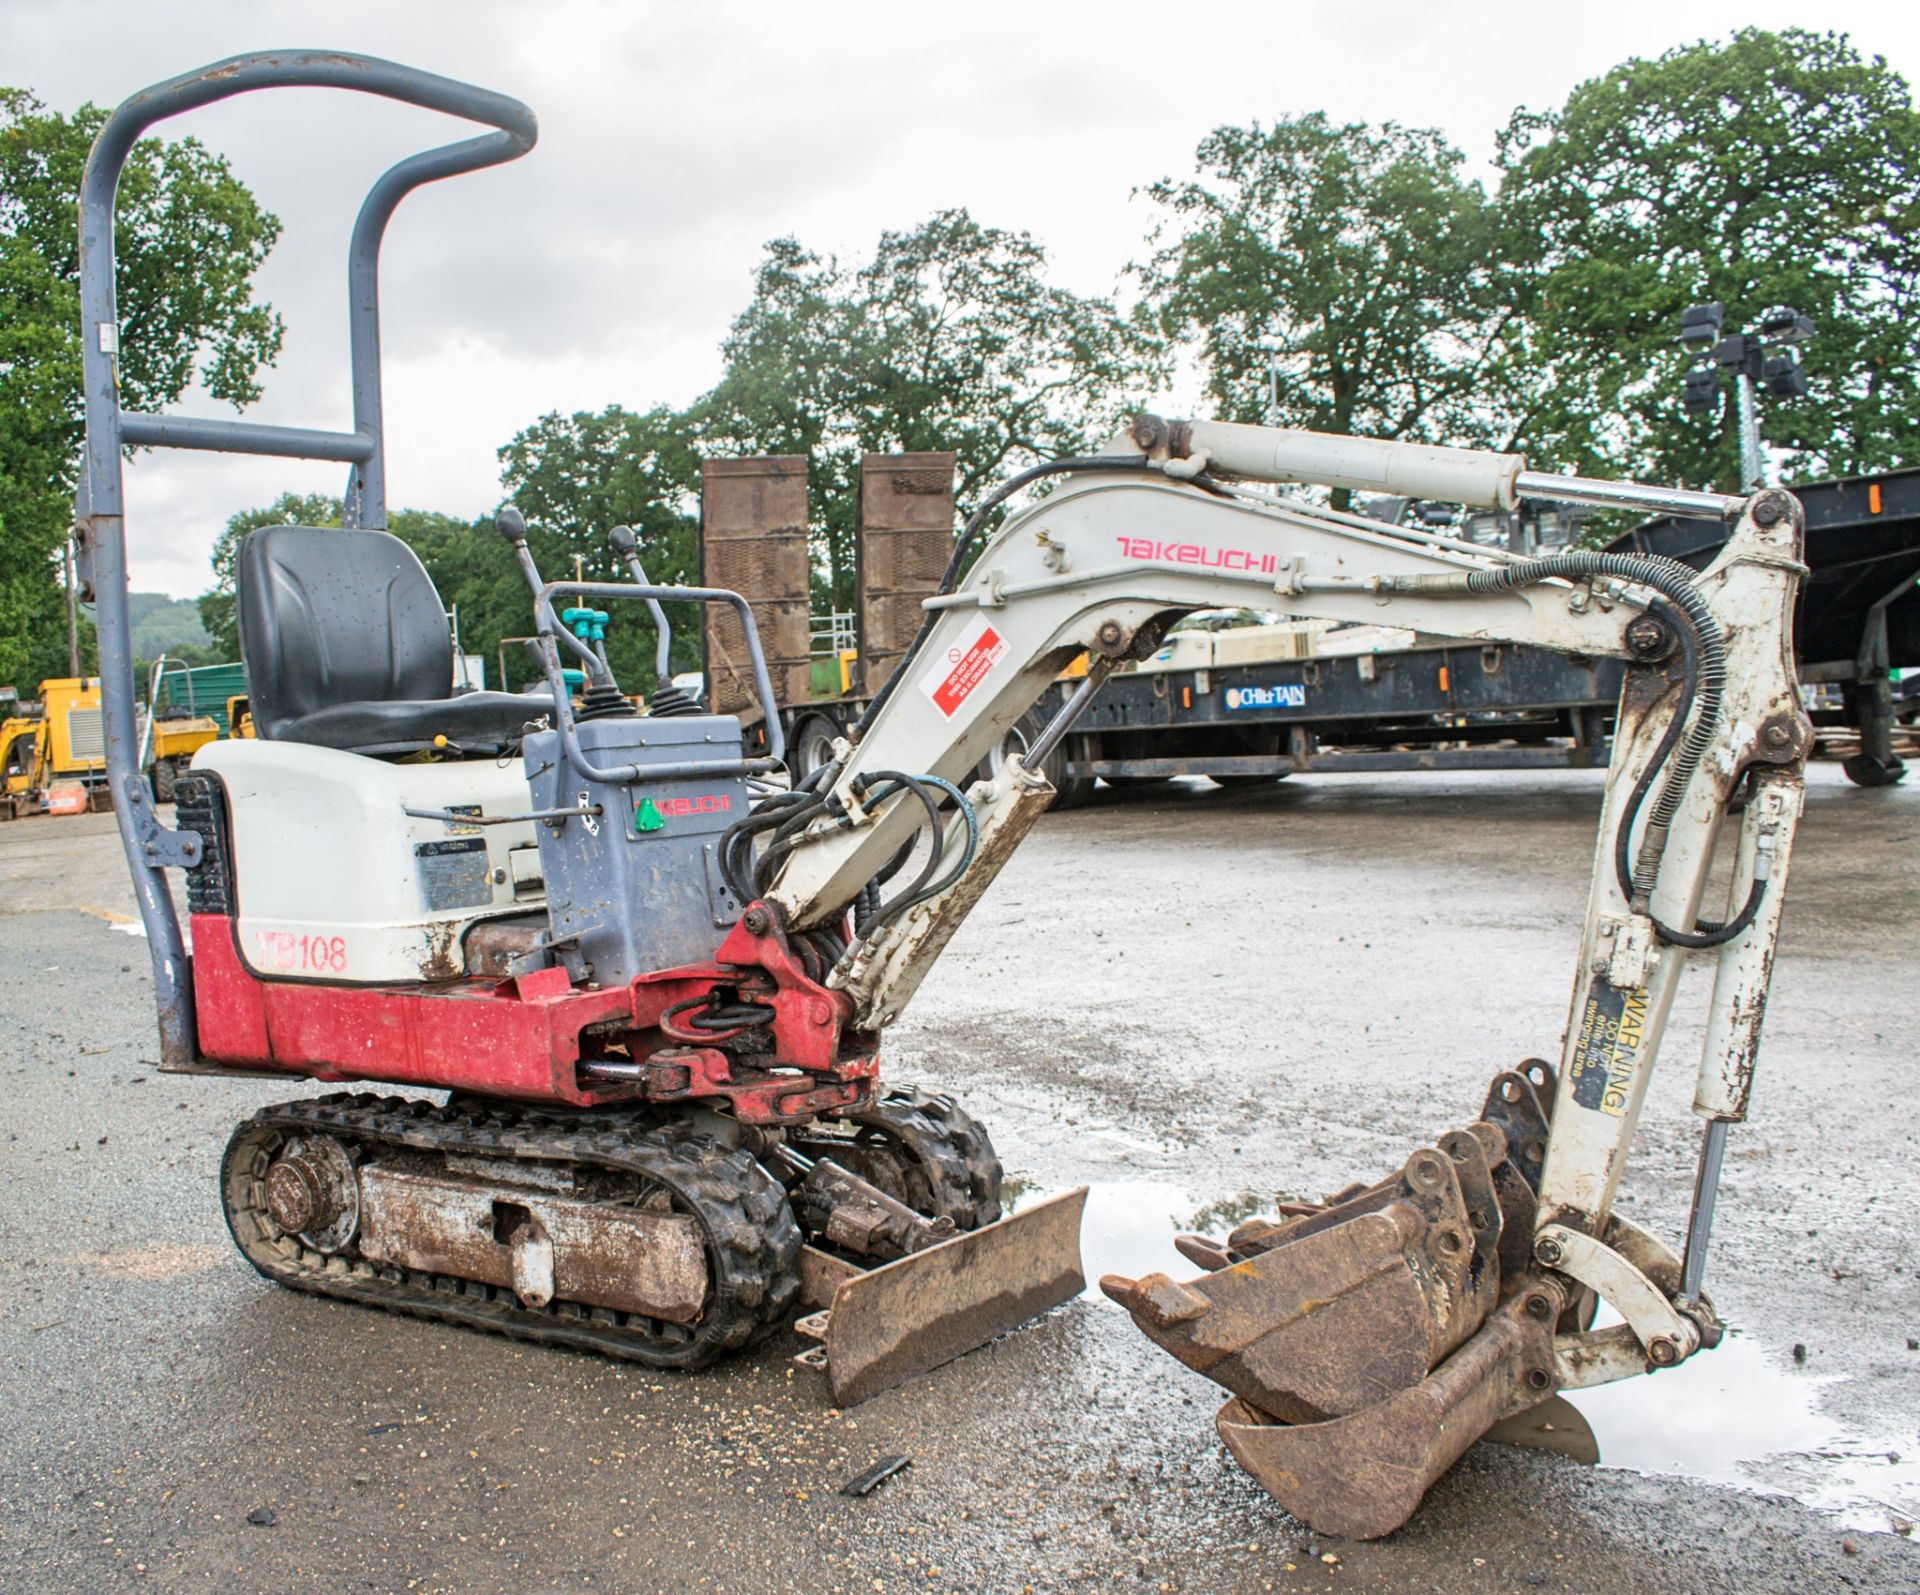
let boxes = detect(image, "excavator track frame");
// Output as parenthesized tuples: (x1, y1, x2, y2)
(222, 1094, 802, 1369)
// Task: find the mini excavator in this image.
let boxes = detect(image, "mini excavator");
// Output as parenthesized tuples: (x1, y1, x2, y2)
(79, 54, 1808, 1538)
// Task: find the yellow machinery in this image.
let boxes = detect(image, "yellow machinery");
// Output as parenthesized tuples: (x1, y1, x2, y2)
(0, 678, 110, 819)
(147, 711, 219, 802)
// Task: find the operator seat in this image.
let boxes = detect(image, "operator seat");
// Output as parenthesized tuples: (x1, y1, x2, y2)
(236, 524, 538, 757)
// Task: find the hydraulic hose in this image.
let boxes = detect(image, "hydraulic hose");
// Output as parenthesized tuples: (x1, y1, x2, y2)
(1600, 598, 1767, 950)
(1427, 551, 1727, 904)
(850, 772, 978, 938)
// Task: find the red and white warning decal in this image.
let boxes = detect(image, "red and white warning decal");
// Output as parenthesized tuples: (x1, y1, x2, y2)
(920, 613, 1008, 718)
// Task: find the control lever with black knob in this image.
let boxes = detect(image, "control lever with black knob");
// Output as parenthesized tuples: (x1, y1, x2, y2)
(608, 523, 704, 717)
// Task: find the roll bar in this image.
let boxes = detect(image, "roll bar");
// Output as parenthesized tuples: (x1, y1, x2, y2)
(74, 52, 537, 1065)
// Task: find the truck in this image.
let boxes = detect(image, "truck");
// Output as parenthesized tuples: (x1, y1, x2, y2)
(1009, 468, 1920, 798)
(696, 456, 1615, 798)
(0, 677, 111, 819)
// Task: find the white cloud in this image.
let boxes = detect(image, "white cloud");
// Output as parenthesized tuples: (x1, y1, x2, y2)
(6, 0, 1915, 598)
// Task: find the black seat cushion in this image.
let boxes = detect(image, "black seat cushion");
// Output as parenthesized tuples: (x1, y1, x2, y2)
(236, 524, 539, 756)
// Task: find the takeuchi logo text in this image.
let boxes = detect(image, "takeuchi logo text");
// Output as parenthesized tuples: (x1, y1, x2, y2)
(1115, 535, 1278, 574)
(656, 794, 732, 817)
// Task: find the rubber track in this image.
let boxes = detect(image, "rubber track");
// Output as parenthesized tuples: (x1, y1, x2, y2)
(795, 1089, 1004, 1231)
(221, 1093, 802, 1370)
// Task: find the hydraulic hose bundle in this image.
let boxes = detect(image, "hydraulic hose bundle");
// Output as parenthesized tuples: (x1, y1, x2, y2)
(1395, 550, 1758, 948)
(718, 767, 979, 973)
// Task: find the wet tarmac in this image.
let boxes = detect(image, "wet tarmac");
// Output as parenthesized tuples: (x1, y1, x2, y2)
(2, 765, 1917, 1593)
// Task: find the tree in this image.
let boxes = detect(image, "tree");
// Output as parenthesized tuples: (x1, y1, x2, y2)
(1496, 28, 1920, 489)
(694, 240, 860, 608)
(386, 508, 541, 692)
(0, 88, 282, 686)
(698, 212, 1160, 607)
(1138, 116, 1509, 503)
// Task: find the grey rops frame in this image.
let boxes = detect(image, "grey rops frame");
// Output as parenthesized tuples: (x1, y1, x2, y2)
(73, 52, 538, 1065)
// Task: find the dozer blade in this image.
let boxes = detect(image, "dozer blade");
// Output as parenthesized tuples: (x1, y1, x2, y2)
(794, 1187, 1087, 1405)
(1215, 1280, 1566, 1541)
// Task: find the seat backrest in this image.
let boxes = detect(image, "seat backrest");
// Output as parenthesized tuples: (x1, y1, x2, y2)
(236, 526, 453, 740)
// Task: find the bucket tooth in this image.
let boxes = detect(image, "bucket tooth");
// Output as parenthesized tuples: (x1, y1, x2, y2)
(1098, 1271, 1212, 1328)
(793, 1187, 1086, 1406)
(1216, 1281, 1566, 1541)
(1172, 1234, 1234, 1272)
(1102, 1146, 1483, 1423)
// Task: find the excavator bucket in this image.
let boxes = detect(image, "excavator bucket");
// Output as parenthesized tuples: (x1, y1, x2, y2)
(1215, 1279, 1568, 1540)
(1102, 1064, 1564, 1537)
(793, 1186, 1087, 1405)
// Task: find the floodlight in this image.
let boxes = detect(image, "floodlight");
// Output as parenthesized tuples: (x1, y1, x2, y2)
(1678, 302, 1725, 348)
(1682, 367, 1721, 415)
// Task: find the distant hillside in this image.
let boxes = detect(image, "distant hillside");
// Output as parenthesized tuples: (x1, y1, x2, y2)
(128, 592, 216, 662)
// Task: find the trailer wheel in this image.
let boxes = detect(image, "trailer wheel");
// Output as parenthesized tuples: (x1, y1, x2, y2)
(152, 757, 178, 804)
(789, 714, 841, 781)
(1843, 753, 1906, 787)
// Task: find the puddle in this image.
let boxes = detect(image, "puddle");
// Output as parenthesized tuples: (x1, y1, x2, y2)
(1071, 1181, 1195, 1299)
(1565, 1312, 1920, 1532)
(1015, 1180, 1920, 1533)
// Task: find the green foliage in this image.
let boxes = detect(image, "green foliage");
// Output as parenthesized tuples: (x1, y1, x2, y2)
(497, 405, 703, 683)
(1496, 28, 1920, 487)
(386, 508, 539, 691)
(691, 210, 1161, 607)
(128, 591, 212, 667)
(0, 88, 282, 685)
(1139, 116, 1509, 503)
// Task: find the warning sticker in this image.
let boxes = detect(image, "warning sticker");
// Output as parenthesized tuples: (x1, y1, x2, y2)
(920, 614, 1008, 718)
(415, 836, 491, 913)
(1567, 978, 1648, 1118)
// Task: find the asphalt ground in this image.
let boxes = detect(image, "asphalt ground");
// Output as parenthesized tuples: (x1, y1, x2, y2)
(1, 764, 1916, 1593)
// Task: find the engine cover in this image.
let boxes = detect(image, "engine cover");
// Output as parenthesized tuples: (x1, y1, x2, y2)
(521, 716, 748, 985)
(193, 738, 542, 984)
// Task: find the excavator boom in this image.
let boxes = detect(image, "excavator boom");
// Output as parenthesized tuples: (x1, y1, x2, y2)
(763, 415, 1807, 1536)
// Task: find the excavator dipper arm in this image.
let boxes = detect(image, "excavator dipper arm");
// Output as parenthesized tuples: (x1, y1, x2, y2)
(763, 417, 1809, 1536)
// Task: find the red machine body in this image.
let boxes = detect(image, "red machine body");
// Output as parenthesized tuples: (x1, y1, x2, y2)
(189, 906, 875, 1122)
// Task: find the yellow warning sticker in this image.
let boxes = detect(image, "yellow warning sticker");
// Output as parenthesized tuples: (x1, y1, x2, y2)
(1569, 979, 1647, 1118)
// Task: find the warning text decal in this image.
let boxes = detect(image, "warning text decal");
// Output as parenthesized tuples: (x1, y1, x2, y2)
(1568, 978, 1647, 1118)
(921, 614, 1008, 718)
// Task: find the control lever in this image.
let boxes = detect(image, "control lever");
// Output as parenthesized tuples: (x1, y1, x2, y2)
(608, 523, 703, 717)
(496, 507, 616, 691)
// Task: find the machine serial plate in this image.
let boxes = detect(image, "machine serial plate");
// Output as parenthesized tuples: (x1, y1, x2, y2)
(415, 836, 491, 911)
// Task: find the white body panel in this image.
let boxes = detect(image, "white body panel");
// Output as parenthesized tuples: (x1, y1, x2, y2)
(193, 739, 542, 984)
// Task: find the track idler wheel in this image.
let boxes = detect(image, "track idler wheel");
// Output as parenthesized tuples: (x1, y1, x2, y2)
(1103, 1063, 1568, 1538)
(788, 1089, 1003, 1232)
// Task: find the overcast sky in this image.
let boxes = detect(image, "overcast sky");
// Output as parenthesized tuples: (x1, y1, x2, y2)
(6, 0, 1917, 600)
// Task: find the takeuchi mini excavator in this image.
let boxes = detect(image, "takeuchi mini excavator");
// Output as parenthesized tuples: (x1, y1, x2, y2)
(79, 54, 1809, 1539)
